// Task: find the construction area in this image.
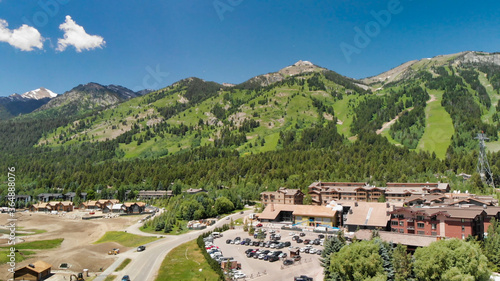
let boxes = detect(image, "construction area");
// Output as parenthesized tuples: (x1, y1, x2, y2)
(0, 211, 149, 281)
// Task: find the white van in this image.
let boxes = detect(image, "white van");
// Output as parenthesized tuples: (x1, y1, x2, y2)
(212, 232, 222, 238)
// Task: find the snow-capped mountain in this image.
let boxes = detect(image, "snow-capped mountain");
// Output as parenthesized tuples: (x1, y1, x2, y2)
(21, 87, 58, 100)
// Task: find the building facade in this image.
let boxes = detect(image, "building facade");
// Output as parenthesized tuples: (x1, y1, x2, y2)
(389, 207, 486, 240)
(308, 182, 384, 205)
(260, 187, 304, 207)
(308, 182, 450, 205)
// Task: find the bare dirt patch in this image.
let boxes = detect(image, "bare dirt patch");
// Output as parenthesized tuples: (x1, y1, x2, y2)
(0, 212, 146, 280)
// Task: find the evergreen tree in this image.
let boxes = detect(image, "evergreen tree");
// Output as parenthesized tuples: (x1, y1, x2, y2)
(321, 235, 346, 279)
(483, 217, 500, 271)
(392, 244, 413, 281)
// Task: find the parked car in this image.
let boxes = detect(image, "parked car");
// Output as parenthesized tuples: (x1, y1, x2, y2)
(121, 276, 130, 281)
(318, 234, 325, 239)
(137, 245, 146, 252)
(226, 239, 232, 244)
(268, 255, 279, 262)
(283, 259, 294, 265)
(234, 272, 246, 279)
(284, 241, 291, 247)
(256, 223, 263, 227)
(304, 239, 311, 245)
(294, 275, 313, 281)
(297, 238, 303, 243)
(279, 252, 287, 258)
(245, 249, 254, 254)
(299, 232, 306, 237)
(293, 255, 302, 261)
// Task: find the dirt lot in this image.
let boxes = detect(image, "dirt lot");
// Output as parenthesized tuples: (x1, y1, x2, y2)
(211, 227, 325, 281)
(0, 211, 147, 280)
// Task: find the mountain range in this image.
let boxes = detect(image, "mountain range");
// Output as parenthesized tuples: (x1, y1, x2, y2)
(3, 50, 500, 161)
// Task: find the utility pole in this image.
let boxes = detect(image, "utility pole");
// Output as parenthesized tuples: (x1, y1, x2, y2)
(475, 132, 495, 188)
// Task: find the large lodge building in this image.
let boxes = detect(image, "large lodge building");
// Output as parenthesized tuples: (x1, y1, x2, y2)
(308, 181, 450, 205)
(257, 182, 499, 242)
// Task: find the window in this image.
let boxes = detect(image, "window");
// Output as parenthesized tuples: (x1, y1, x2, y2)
(417, 223, 425, 228)
(462, 234, 465, 240)
(462, 225, 465, 232)
(417, 231, 425, 235)
(391, 221, 398, 226)
(431, 231, 437, 236)
(399, 221, 404, 226)
(399, 229, 404, 233)
(431, 224, 437, 230)
(461, 219, 465, 223)
(398, 214, 404, 219)
(417, 216, 425, 221)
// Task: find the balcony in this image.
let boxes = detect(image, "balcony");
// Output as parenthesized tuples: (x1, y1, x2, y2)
(407, 218, 414, 222)
(407, 226, 415, 230)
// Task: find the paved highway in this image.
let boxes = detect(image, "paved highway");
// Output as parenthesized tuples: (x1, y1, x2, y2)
(95, 209, 253, 281)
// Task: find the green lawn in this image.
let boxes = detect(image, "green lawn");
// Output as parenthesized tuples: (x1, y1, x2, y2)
(380, 128, 403, 147)
(333, 95, 360, 138)
(478, 71, 500, 124)
(115, 258, 131, 271)
(140, 223, 189, 236)
(15, 228, 47, 236)
(0, 238, 62, 263)
(416, 90, 454, 159)
(0, 250, 35, 263)
(15, 238, 64, 250)
(94, 231, 159, 247)
(156, 240, 220, 281)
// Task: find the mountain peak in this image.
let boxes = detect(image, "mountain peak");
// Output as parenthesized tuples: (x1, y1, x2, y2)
(21, 88, 58, 100)
(278, 60, 324, 77)
(293, 60, 314, 67)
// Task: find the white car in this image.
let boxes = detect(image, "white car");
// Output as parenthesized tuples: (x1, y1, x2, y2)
(309, 248, 318, 254)
(234, 272, 246, 279)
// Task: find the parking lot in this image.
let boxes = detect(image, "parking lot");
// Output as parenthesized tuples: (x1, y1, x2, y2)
(208, 226, 325, 280)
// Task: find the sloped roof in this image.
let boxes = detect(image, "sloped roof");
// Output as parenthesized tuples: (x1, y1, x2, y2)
(257, 204, 297, 220)
(345, 202, 393, 228)
(292, 205, 337, 217)
(112, 204, 124, 210)
(18, 260, 52, 273)
(353, 229, 437, 247)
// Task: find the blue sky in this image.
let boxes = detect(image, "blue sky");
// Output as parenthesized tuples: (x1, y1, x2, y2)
(0, 0, 499, 96)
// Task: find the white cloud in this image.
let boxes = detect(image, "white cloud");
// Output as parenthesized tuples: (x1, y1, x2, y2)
(57, 15, 105, 52)
(0, 19, 44, 51)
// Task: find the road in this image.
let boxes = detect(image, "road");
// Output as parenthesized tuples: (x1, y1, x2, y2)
(94, 209, 253, 281)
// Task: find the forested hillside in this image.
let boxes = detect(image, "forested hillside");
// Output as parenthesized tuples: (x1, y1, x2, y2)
(2, 53, 500, 209)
